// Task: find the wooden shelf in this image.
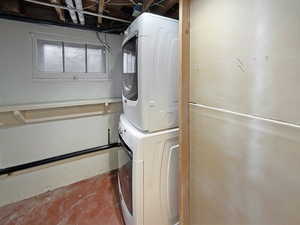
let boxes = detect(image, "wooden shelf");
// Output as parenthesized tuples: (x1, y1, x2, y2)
(0, 98, 121, 113)
(0, 98, 122, 127)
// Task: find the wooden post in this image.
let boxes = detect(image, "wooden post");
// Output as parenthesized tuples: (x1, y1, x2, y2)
(179, 0, 190, 224)
(97, 0, 105, 25)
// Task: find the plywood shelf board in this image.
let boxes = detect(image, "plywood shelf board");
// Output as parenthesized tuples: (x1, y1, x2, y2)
(0, 98, 122, 127)
(0, 98, 122, 113)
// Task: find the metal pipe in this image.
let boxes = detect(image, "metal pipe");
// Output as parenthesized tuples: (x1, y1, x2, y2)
(0, 143, 120, 175)
(65, 0, 78, 24)
(24, 0, 131, 24)
(74, 0, 85, 25)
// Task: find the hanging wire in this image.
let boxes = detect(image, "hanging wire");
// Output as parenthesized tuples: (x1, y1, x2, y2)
(96, 32, 111, 52)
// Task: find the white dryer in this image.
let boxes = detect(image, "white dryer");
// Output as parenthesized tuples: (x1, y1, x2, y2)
(118, 114, 179, 225)
(122, 13, 179, 132)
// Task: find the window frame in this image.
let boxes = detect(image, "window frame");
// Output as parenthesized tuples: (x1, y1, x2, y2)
(31, 32, 110, 81)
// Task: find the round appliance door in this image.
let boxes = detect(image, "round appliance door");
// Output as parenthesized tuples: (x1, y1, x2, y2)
(122, 35, 138, 101)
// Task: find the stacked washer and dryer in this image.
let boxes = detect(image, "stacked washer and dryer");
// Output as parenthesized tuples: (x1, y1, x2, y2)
(118, 13, 179, 225)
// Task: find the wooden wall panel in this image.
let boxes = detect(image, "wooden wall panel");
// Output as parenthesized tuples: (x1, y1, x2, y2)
(189, 0, 300, 224)
(190, 0, 300, 125)
(190, 105, 300, 225)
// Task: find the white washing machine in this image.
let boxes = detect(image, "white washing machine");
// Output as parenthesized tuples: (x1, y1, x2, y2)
(118, 114, 179, 225)
(122, 13, 179, 132)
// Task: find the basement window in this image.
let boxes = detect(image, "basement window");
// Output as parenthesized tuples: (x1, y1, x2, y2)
(64, 42, 86, 73)
(37, 40, 64, 73)
(32, 33, 108, 81)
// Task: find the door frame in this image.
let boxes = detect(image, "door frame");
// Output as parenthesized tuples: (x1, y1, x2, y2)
(179, 0, 190, 225)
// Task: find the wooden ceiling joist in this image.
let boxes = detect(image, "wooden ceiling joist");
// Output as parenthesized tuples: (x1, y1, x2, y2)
(0, 0, 178, 33)
(97, 0, 105, 25)
(155, 0, 178, 15)
(143, 0, 155, 12)
(0, 0, 20, 14)
(50, 0, 65, 22)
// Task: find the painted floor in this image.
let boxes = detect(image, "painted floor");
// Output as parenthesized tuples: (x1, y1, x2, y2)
(0, 171, 125, 225)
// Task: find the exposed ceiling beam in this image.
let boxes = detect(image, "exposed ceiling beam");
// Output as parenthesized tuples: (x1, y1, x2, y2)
(24, 0, 131, 23)
(0, 0, 21, 14)
(49, 0, 65, 22)
(0, 12, 125, 33)
(97, 0, 105, 25)
(143, 0, 155, 12)
(155, 0, 178, 15)
(129, 0, 137, 5)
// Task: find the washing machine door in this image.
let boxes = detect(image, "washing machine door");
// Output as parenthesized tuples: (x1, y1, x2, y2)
(122, 35, 138, 101)
(118, 135, 133, 216)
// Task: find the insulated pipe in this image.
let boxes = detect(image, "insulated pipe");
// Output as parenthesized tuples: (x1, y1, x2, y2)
(65, 0, 78, 24)
(74, 0, 85, 25)
(24, 0, 131, 24)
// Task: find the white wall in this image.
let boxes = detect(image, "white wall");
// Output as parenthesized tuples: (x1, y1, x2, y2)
(0, 19, 123, 206)
(0, 147, 119, 207)
(0, 19, 122, 105)
(0, 114, 120, 168)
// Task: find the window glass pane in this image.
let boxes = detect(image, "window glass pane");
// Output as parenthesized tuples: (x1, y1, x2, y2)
(64, 42, 86, 72)
(37, 39, 63, 72)
(87, 45, 106, 73)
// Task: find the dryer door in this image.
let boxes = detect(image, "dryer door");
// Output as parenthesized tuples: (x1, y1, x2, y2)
(122, 35, 138, 101)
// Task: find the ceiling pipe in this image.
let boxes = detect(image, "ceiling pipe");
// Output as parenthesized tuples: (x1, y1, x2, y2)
(74, 0, 85, 25)
(65, 0, 78, 24)
(24, 0, 131, 24)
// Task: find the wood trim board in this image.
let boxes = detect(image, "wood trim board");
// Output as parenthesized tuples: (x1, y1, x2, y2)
(179, 0, 190, 224)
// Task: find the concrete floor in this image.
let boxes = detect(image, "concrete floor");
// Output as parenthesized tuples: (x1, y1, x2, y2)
(0, 171, 124, 225)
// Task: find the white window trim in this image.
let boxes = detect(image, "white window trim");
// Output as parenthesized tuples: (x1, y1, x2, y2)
(31, 32, 110, 81)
